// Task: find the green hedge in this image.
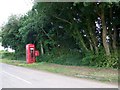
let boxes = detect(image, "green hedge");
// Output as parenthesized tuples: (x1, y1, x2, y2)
(81, 52, 118, 68)
(0, 51, 25, 61)
(38, 49, 118, 68)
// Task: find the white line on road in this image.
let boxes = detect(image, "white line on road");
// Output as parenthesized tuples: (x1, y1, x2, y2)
(2, 71, 32, 84)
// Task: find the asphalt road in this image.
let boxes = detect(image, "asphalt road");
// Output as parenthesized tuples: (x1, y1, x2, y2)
(0, 63, 118, 88)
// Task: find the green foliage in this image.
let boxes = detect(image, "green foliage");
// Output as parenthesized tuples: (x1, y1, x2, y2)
(39, 48, 82, 66)
(1, 52, 16, 60)
(0, 51, 25, 60)
(81, 51, 118, 68)
(1, 2, 119, 68)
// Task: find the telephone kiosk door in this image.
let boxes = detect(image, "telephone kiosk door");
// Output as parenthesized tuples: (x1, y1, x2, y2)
(30, 47, 35, 62)
(26, 44, 35, 64)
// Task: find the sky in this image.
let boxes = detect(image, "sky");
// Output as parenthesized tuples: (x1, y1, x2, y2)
(0, 0, 33, 27)
(0, 0, 33, 51)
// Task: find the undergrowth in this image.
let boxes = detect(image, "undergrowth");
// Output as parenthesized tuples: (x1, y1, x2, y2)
(38, 48, 118, 68)
(0, 48, 118, 69)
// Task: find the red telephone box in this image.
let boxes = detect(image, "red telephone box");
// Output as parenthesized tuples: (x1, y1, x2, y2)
(26, 44, 39, 64)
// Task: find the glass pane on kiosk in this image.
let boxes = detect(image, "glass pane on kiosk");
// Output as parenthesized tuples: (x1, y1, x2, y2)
(30, 48, 34, 58)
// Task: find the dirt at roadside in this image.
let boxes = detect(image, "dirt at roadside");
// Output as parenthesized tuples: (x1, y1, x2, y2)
(47, 63, 118, 74)
(44, 63, 118, 85)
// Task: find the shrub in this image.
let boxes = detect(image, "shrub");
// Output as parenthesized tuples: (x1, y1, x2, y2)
(0, 51, 25, 61)
(38, 48, 82, 66)
(81, 51, 118, 68)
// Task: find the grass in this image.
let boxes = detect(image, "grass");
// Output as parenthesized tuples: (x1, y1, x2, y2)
(0, 59, 118, 85)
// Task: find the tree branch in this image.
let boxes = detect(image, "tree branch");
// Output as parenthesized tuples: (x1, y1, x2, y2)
(53, 15, 72, 25)
(41, 24, 53, 41)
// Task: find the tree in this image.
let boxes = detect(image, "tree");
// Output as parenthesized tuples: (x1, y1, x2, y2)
(1, 2, 119, 68)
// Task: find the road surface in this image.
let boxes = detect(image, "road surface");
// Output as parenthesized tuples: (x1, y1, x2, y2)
(0, 63, 118, 88)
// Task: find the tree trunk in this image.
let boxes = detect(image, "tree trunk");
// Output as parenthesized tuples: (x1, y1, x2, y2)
(87, 18, 98, 54)
(72, 28, 89, 52)
(76, 30, 89, 52)
(100, 8, 110, 55)
(40, 42, 44, 55)
(89, 39, 94, 51)
(109, 7, 113, 51)
(112, 26, 117, 51)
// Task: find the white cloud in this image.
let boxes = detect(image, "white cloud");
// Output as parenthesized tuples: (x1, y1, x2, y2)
(0, 0, 33, 27)
(0, 0, 33, 50)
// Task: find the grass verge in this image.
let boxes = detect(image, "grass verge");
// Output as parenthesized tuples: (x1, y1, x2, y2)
(0, 59, 118, 85)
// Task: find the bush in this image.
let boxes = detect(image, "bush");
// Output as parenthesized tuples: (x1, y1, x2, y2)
(38, 47, 118, 68)
(38, 48, 82, 66)
(0, 51, 25, 61)
(1, 52, 16, 60)
(81, 51, 118, 68)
